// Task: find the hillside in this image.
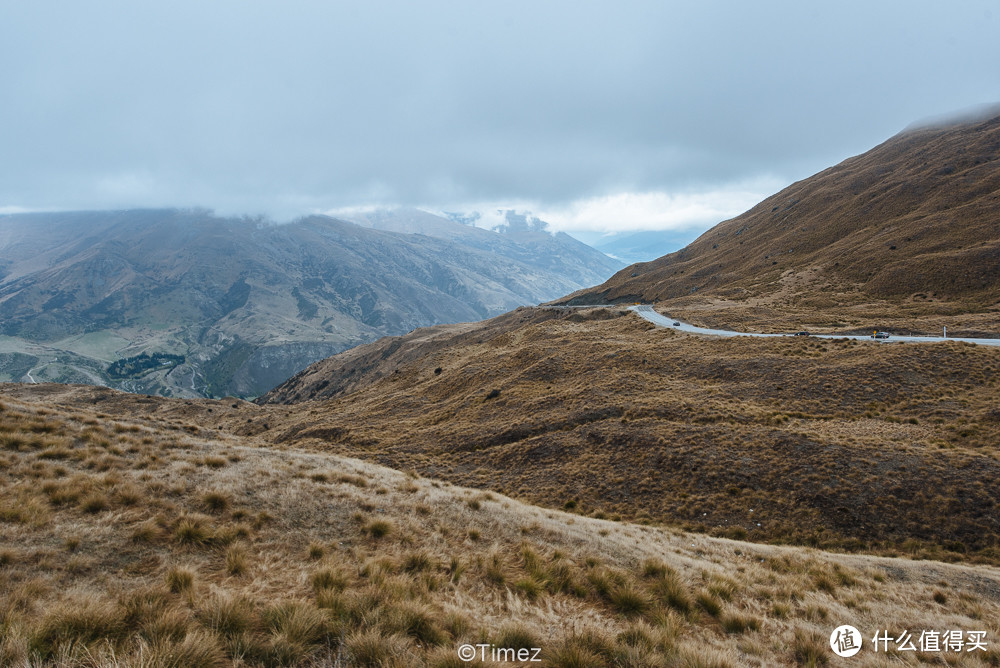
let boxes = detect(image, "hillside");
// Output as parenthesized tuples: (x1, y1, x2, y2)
(563, 110, 1000, 333)
(257, 307, 1000, 565)
(0, 209, 621, 398)
(2, 384, 999, 667)
(254, 111, 1000, 563)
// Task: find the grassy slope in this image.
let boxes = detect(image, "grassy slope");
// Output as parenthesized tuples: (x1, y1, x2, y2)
(256, 308, 1000, 563)
(2, 387, 999, 667)
(561, 113, 1000, 334)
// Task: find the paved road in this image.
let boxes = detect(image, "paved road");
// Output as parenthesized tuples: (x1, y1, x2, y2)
(628, 305, 1000, 348)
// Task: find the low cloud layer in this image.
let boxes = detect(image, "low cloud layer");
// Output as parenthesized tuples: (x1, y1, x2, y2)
(2, 1, 998, 234)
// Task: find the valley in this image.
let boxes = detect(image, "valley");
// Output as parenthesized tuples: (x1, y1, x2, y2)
(3, 110, 1000, 666)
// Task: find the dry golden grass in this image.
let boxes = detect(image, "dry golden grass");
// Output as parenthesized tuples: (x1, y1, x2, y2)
(234, 308, 1000, 564)
(1, 390, 999, 666)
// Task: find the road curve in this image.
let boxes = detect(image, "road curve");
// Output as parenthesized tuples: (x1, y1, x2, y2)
(628, 305, 1000, 348)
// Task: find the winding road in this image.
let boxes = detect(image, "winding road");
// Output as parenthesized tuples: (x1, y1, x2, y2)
(629, 305, 1000, 348)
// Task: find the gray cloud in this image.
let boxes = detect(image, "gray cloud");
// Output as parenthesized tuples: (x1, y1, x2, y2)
(1, 1, 998, 229)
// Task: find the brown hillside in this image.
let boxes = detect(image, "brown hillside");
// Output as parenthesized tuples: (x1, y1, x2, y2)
(563, 110, 1000, 327)
(253, 307, 1000, 563)
(4, 385, 1000, 666)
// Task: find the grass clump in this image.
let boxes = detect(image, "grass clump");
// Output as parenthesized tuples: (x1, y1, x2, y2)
(225, 544, 249, 576)
(263, 599, 329, 645)
(720, 610, 761, 634)
(79, 492, 109, 513)
(201, 455, 227, 469)
(649, 569, 693, 614)
(202, 490, 230, 512)
(495, 622, 541, 650)
(337, 472, 368, 488)
(311, 565, 351, 593)
(482, 550, 507, 586)
(387, 601, 447, 646)
(609, 582, 650, 617)
(345, 629, 413, 667)
(115, 482, 143, 506)
(165, 565, 196, 593)
(29, 594, 125, 658)
(695, 591, 722, 617)
(363, 518, 393, 539)
(641, 559, 669, 579)
(173, 515, 214, 545)
(792, 628, 829, 666)
(402, 550, 434, 573)
(197, 593, 257, 638)
(514, 576, 545, 601)
(131, 519, 161, 543)
(149, 629, 226, 668)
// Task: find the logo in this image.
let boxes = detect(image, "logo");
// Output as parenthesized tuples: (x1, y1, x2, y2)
(831, 625, 862, 657)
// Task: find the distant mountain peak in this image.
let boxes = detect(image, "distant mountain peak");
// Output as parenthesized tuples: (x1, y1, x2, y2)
(442, 208, 555, 236)
(494, 210, 549, 235)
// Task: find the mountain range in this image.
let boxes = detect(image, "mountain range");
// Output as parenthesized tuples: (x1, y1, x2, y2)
(4, 109, 1000, 667)
(259, 109, 1000, 562)
(0, 208, 622, 397)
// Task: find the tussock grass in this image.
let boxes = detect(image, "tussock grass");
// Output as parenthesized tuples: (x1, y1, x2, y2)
(387, 600, 447, 646)
(29, 593, 126, 658)
(345, 628, 414, 667)
(165, 565, 196, 593)
(253, 307, 1000, 565)
(224, 543, 249, 576)
(719, 610, 761, 634)
(202, 490, 230, 512)
(307, 541, 324, 560)
(174, 516, 213, 545)
(311, 564, 351, 592)
(792, 628, 829, 667)
(694, 591, 722, 617)
(364, 518, 393, 539)
(1, 388, 999, 667)
(608, 582, 651, 617)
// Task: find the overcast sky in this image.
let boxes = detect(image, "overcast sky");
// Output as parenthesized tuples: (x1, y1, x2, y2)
(2, 1, 998, 236)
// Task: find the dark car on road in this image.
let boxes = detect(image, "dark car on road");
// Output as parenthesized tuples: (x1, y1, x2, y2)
(793, 331, 810, 336)
(873, 331, 890, 339)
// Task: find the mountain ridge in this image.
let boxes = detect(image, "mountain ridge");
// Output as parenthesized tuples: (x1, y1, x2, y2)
(561, 112, 1000, 323)
(0, 208, 622, 397)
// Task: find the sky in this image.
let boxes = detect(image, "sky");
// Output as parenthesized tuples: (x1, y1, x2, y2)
(2, 1, 998, 237)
